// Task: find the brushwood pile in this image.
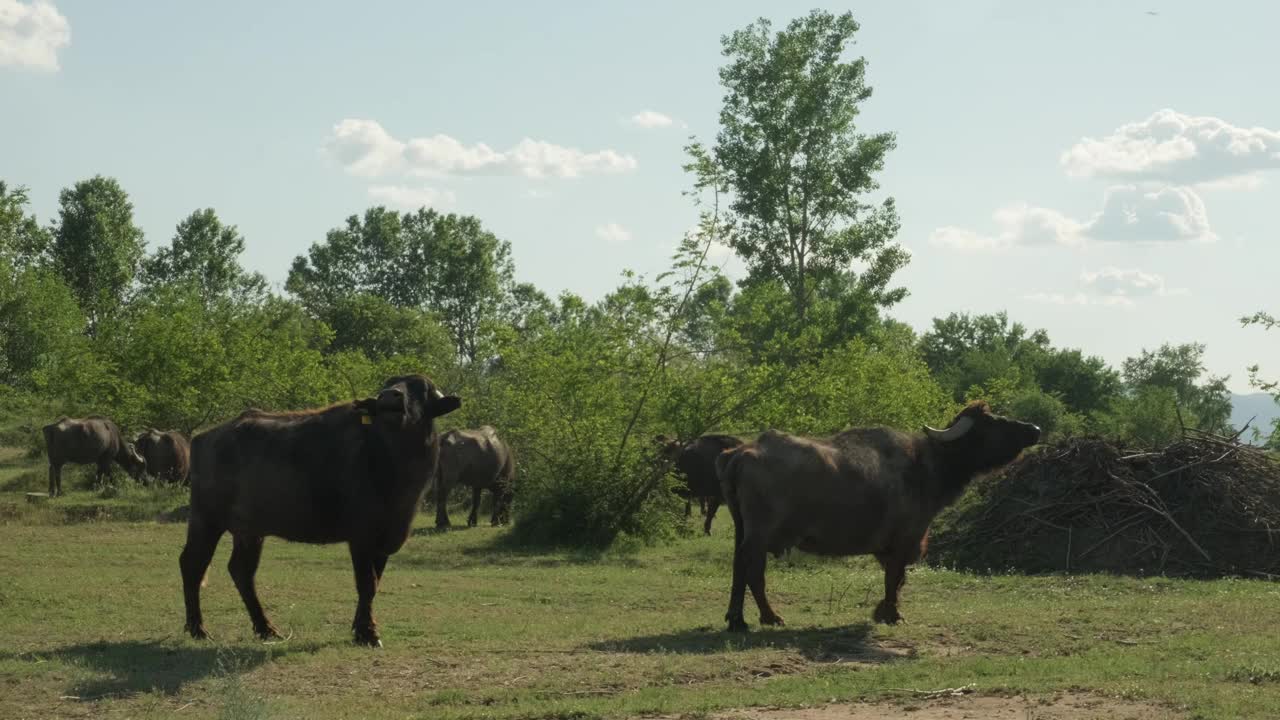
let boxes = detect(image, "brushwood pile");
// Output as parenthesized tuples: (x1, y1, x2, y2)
(929, 430, 1280, 578)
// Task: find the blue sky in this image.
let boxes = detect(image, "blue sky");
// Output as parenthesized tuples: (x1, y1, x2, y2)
(3, 0, 1278, 391)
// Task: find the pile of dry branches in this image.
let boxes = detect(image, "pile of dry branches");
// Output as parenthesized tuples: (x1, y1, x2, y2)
(929, 429, 1280, 578)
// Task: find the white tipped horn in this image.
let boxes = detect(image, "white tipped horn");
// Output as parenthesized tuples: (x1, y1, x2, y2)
(923, 415, 975, 442)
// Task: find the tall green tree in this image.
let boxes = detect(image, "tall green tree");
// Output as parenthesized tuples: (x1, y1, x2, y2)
(700, 9, 906, 322)
(143, 208, 267, 303)
(50, 176, 146, 333)
(288, 206, 514, 361)
(1122, 342, 1232, 434)
(1241, 311, 1280, 446)
(407, 209, 514, 362)
(286, 207, 413, 310)
(0, 181, 51, 270)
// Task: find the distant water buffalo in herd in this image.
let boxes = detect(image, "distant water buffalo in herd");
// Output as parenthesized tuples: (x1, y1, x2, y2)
(41, 380, 1045, 645)
(134, 428, 191, 485)
(656, 433, 744, 535)
(434, 425, 516, 528)
(716, 401, 1040, 631)
(179, 375, 460, 646)
(42, 416, 144, 496)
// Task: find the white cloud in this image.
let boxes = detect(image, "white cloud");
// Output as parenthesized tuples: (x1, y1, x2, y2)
(1028, 266, 1186, 308)
(1079, 266, 1183, 299)
(1196, 173, 1265, 192)
(324, 119, 638, 180)
(932, 184, 1215, 250)
(629, 110, 675, 129)
(1025, 292, 1095, 306)
(595, 222, 631, 245)
(930, 203, 1084, 250)
(1025, 292, 1136, 307)
(324, 119, 405, 178)
(1061, 109, 1280, 185)
(0, 0, 70, 71)
(1082, 185, 1216, 243)
(367, 185, 456, 210)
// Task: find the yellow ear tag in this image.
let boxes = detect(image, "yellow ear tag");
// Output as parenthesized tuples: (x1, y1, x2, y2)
(361, 415, 373, 425)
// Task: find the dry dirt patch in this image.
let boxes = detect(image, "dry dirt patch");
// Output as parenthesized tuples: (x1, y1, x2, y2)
(678, 692, 1181, 719)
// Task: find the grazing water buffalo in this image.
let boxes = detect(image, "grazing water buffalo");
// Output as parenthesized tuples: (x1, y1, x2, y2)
(655, 434, 744, 535)
(134, 429, 191, 485)
(179, 375, 460, 646)
(42, 416, 144, 496)
(435, 425, 516, 528)
(717, 402, 1039, 631)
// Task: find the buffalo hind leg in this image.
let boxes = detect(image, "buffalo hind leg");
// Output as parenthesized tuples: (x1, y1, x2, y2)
(349, 544, 382, 647)
(228, 534, 281, 640)
(180, 518, 225, 639)
(703, 497, 721, 536)
(744, 538, 784, 627)
(48, 463, 61, 497)
(873, 553, 908, 625)
(434, 478, 452, 529)
(468, 486, 482, 527)
(725, 536, 750, 632)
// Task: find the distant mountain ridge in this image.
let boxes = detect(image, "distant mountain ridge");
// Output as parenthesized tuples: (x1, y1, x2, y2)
(1231, 392, 1279, 444)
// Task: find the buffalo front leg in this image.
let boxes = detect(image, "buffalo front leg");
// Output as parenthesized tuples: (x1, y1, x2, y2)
(228, 534, 281, 640)
(180, 518, 225, 639)
(349, 545, 382, 647)
(48, 463, 60, 497)
(873, 553, 908, 625)
(468, 486, 481, 527)
(703, 497, 721, 536)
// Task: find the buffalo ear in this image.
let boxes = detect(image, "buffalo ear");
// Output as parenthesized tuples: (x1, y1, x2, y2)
(354, 398, 378, 415)
(431, 395, 461, 418)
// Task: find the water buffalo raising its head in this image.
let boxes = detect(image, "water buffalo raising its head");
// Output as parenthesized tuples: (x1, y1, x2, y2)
(180, 374, 460, 646)
(718, 401, 1039, 631)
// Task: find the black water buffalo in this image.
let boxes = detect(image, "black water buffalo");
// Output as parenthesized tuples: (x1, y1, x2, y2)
(179, 375, 460, 646)
(655, 434, 743, 535)
(435, 425, 516, 528)
(134, 429, 191, 485)
(717, 402, 1040, 631)
(42, 416, 144, 496)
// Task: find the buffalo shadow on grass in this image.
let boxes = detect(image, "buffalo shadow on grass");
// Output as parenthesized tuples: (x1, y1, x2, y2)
(587, 621, 906, 664)
(402, 527, 644, 570)
(10, 639, 321, 699)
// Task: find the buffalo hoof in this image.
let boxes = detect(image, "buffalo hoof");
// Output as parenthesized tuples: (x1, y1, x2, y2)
(186, 623, 212, 640)
(872, 601, 903, 625)
(760, 612, 785, 627)
(353, 628, 382, 648)
(255, 624, 283, 641)
(725, 616, 750, 633)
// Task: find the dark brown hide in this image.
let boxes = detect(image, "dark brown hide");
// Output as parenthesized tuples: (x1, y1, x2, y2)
(435, 426, 516, 528)
(656, 434, 743, 535)
(135, 429, 191, 485)
(178, 374, 460, 646)
(718, 402, 1040, 631)
(42, 416, 144, 496)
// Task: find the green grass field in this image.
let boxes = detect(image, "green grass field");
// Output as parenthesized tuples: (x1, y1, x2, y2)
(2, 447, 1280, 720)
